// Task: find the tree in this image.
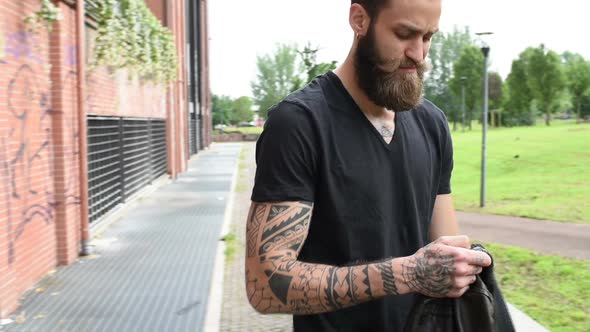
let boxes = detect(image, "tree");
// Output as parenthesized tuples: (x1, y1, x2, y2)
(449, 45, 484, 130)
(424, 27, 473, 130)
(503, 49, 535, 126)
(526, 45, 567, 126)
(252, 43, 338, 119)
(251, 44, 300, 119)
(488, 71, 503, 111)
(563, 52, 590, 120)
(230, 96, 254, 125)
(291, 43, 338, 92)
(579, 94, 590, 119)
(212, 94, 233, 126)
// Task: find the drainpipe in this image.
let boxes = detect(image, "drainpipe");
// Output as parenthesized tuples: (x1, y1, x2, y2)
(166, 0, 177, 179)
(76, 0, 91, 255)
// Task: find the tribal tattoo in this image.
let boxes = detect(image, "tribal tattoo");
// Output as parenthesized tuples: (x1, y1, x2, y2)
(245, 202, 404, 314)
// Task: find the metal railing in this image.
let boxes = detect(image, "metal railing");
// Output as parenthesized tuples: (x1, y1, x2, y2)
(87, 116, 168, 223)
(189, 118, 199, 155)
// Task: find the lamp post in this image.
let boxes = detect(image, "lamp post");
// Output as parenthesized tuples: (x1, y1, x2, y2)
(460, 76, 466, 132)
(476, 32, 493, 208)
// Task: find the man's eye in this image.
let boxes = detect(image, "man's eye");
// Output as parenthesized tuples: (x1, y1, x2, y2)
(396, 31, 412, 40)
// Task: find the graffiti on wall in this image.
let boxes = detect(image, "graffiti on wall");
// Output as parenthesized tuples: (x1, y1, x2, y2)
(60, 68, 82, 208)
(4, 31, 44, 65)
(2, 63, 55, 265)
(1, 30, 81, 265)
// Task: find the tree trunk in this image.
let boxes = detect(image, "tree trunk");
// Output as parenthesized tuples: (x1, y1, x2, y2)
(491, 111, 495, 128)
(545, 110, 551, 126)
(578, 101, 582, 122)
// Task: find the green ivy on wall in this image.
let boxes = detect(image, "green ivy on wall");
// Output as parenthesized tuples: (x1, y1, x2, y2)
(90, 0, 178, 83)
(25, 0, 63, 32)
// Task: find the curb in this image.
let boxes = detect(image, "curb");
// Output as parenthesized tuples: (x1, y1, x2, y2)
(203, 143, 242, 332)
(507, 303, 550, 332)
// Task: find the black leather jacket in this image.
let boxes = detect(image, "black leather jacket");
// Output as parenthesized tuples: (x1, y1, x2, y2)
(404, 244, 516, 332)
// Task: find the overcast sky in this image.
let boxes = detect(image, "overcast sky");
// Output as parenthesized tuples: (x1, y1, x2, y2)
(208, 0, 590, 98)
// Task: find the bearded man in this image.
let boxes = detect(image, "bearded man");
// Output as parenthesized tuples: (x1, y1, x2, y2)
(245, 0, 492, 330)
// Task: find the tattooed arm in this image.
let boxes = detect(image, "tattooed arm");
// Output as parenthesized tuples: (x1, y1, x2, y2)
(245, 201, 492, 315)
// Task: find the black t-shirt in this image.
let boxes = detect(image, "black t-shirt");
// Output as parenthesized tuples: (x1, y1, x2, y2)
(251, 71, 454, 331)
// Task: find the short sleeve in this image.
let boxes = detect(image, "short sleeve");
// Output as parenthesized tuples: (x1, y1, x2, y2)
(251, 102, 319, 202)
(437, 119, 454, 195)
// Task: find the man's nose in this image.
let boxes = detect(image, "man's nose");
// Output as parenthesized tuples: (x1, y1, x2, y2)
(405, 40, 425, 64)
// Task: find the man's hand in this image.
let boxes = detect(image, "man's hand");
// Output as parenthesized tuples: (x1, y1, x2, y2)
(400, 235, 491, 298)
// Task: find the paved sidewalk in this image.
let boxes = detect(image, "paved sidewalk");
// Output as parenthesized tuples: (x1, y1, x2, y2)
(459, 211, 590, 260)
(219, 143, 291, 332)
(2, 143, 241, 332)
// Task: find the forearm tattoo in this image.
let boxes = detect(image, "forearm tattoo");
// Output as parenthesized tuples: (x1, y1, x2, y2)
(245, 202, 400, 314)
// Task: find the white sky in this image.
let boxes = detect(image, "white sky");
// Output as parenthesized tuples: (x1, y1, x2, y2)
(208, 0, 590, 98)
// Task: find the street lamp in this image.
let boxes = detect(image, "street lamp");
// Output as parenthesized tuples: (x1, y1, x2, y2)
(460, 76, 466, 132)
(476, 32, 493, 208)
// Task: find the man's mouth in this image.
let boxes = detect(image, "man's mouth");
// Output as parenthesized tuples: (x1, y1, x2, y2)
(398, 67, 417, 73)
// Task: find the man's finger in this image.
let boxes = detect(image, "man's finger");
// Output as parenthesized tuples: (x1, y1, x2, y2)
(436, 235, 471, 249)
(467, 252, 492, 267)
(470, 265, 483, 275)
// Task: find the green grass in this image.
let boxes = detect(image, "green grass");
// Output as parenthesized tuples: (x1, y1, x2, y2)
(221, 232, 238, 260)
(451, 122, 590, 223)
(230, 127, 264, 135)
(214, 127, 263, 135)
(235, 144, 252, 193)
(484, 242, 590, 332)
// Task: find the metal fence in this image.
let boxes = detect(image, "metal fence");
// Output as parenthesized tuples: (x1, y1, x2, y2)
(87, 116, 168, 223)
(189, 118, 200, 156)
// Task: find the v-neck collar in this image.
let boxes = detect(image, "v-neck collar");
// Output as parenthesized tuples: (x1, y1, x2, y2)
(358, 110, 404, 149)
(326, 71, 405, 150)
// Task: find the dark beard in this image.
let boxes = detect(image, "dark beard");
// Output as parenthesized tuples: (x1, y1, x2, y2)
(354, 24, 426, 112)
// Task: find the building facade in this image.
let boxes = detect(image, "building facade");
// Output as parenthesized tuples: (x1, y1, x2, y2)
(0, 0, 211, 318)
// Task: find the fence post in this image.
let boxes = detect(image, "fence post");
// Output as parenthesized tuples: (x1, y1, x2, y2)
(119, 117, 126, 202)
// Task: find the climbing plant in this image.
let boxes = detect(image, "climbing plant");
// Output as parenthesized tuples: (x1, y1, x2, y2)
(25, 0, 63, 32)
(89, 0, 178, 83)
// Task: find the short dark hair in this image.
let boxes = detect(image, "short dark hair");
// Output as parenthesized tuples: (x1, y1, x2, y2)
(351, 0, 390, 19)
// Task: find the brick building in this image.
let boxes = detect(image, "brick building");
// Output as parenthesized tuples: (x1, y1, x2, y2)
(0, 0, 211, 318)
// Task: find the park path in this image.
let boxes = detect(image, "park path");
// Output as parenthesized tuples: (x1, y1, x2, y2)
(458, 211, 590, 260)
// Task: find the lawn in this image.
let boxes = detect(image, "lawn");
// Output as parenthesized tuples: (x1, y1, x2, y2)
(234, 126, 264, 135)
(484, 242, 590, 332)
(451, 121, 590, 223)
(214, 126, 264, 135)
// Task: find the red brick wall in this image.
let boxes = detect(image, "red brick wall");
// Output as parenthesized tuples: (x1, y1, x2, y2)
(145, 0, 166, 23)
(50, 1, 81, 267)
(85, 28, 167, 119)
(201, 0, 213, 148)
(0, 0, 74, 318)
(0, 0, 207, 319)
(0, 0, 167, 318)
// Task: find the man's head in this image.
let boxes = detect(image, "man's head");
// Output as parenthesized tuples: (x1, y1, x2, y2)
(349, 0, 441, 111)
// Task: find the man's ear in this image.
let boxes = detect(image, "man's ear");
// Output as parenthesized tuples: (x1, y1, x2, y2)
(349, 3, 371, 38)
